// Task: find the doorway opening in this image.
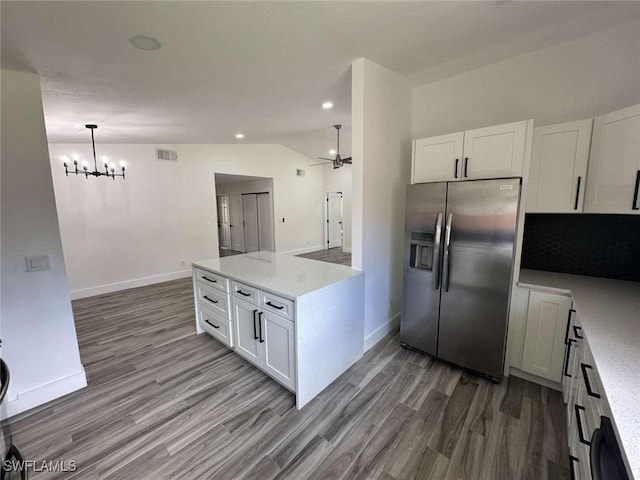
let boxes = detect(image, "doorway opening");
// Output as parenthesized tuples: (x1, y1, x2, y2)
(214, 174, 275, 257)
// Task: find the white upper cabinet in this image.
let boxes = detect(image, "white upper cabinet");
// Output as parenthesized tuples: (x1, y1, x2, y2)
(527, 119, 593, 213)
(412, 120, 529, 184)
(412, 132, 464, 183)
(584, 104, 640, 214)
(462, 120, 527, 180)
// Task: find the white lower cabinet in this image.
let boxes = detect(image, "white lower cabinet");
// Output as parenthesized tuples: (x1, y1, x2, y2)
(521, 290, 572, 383)
(261, 311, 295, 389)
(564, 312, 613, 480)
(231, 297, 296, 391)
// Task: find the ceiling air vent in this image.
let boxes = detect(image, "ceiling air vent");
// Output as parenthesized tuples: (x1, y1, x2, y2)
(156, 148, 178, 161)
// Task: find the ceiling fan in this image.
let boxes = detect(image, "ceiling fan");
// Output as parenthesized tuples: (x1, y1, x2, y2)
(310, 124, 352, 169)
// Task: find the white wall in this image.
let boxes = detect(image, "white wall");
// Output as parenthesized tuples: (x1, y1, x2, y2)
(48, 143, 324, 299)
(1, 69, 86, 418)
(352, 58, 412, 350)
(413, 20, 640, 138)
(323, 165, 352, 252)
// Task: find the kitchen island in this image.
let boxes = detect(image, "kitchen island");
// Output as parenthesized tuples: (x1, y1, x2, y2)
(192, 251, 364, 409)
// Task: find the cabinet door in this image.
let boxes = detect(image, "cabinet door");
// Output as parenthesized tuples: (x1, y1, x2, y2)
(527, 119, 593, 213)
(412, 132, 464, 183)
(584, 104, 640, 214)
(522, 291, 572, 383)
(232, 298, 260, 366)
(260, 311, 295, 391)
(462, 120, 527, 180)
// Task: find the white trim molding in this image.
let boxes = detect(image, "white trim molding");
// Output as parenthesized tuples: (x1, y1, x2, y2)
(1, 368, 87, 420)
(364, 312, 401, 351)
(279, 245, 324, 256)
(509, 367, 562, 391)
(69, 269, 192, 300)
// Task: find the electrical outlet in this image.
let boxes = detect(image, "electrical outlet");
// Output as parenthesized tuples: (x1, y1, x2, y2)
(25, 254, 51, 272)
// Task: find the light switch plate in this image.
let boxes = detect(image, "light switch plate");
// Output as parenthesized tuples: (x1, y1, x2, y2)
(25, 254, 51, 272)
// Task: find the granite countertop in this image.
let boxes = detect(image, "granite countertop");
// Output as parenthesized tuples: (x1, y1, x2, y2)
(519, 269, 640, 480)
(193, 251, 362, 299)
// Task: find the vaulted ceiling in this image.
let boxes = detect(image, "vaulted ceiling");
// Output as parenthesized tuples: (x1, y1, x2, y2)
(3, 1, 640, 158)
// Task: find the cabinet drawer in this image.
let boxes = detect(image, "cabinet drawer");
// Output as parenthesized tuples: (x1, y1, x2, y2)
(199, 306, 233, 348)
(196, 283, 230, 319)
(260, 291, 294, 321)
(232, 281, 259, 305)
(194, 268, 229, 293)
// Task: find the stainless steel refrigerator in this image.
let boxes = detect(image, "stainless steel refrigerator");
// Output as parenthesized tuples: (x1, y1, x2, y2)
(401, 178, 520, 381)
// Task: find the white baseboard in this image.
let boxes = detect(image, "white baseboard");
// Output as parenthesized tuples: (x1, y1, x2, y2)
(364, 313, 401, 351)
(280, 245, 325, 256)
(1, 368, 87, 420)
(70, 269, 192, 300)
(509, 367, 562, 391)
(342, 246, 352, 253)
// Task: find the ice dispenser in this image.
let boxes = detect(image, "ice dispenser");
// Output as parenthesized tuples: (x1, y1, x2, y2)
(409, 232, 434, 270)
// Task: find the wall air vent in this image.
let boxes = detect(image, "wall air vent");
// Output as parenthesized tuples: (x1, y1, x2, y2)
(155, 148, 178, 161)
(296, 169, 306, 177)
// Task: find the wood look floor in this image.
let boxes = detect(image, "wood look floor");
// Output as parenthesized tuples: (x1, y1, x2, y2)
(218, 248, 244, 257)
(297, 247, 352, 266)
(6, 278, 568, 479)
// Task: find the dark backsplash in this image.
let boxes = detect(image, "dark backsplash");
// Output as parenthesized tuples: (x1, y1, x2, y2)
(521, 214, 640, 282)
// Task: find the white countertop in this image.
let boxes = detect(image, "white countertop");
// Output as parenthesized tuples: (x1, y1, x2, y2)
(193, 251, 363, 299)
(519, 269, 640, 479)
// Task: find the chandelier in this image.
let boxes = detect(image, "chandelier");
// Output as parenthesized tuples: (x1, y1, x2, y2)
(63, 124, 126, 180)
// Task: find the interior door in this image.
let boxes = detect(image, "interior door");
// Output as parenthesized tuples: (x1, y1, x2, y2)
(242, 194, 259, 253)
(326, 192, 342, 249)
(228, 193, 245, 252)
(256, 193, 274, 252)
(232, 298, 260, 366)
(217, 195, 231, 249)
(438, 178, 520, 379)
(400, 182, 447, 357)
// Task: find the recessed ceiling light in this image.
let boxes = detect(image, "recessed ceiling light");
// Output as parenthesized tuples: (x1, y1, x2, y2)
(129, 35, 162, 51)
(322, 101, 333, 110)
(329, 149, 337, 155)
(235, 133, 245, 139)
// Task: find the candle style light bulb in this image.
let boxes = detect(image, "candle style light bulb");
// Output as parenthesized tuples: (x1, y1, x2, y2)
(81, 160, 88, 170)
(63, 155, 70, 167)
(72, 153, 80, 161)
(119, 160, 126, 168)
(109, 162, 115, 172)
(101, 155, 109, 167)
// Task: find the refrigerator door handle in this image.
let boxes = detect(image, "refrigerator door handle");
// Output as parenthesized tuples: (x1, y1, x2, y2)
(433, 212, 443, 290)
(442, 213, 453, 292)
